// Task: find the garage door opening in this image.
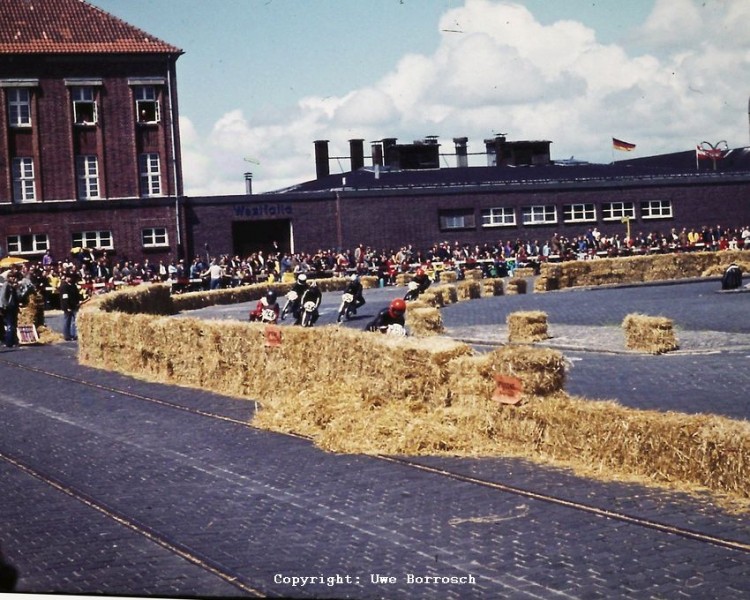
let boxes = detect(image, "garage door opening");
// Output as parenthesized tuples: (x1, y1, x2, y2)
(232, 219, 292, 257)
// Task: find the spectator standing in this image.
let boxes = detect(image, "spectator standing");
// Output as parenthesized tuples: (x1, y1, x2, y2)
(59, 271, 82, 341)
(0, 272, 20, 348)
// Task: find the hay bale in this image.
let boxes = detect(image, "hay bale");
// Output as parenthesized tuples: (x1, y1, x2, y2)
(456, 280, 481, 301)
(534, 275, 559, 292)
(513, 267, 535, 278)
(507, 311, 549, 344)
(622, 313, 678, 354)
(440, 270, 458, 284)
(464, 268, 483, 281)
(19, 291, 45, 328)
(406, 306, 444, 337)
(506, 277, 527, 295)
(360, 275, 379, 289)
(481, 278, 504, 297)
(396, 273, 409, 287)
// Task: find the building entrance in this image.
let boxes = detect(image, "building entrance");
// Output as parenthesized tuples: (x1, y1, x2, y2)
(232, 219, 292, 257)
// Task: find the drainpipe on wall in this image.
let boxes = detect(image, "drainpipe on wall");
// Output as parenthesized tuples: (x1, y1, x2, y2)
(166, 59, 182, 251)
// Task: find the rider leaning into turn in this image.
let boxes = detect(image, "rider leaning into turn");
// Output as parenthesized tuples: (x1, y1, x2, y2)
(294, 278, 322, 326)
(412, 268, 432, 295)
(249, 289, 280, 323)
(365, 298, 407, 333)
(343, 273, 366, 314)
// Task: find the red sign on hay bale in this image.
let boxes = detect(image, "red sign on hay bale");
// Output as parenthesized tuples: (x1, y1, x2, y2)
(493, 374, 523, 405)
(265, 324, 282, 348)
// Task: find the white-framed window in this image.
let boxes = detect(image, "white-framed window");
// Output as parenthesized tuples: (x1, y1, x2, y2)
(142, 227, 169, 248)
(135, 86, 160, 123)
(7, 88, 31, 127)
(641, 200, 673, 219)
(72, 86, 97, 125)
(601, 202, 635, 221)
(7, 233, 49, 255)
(563, 203, 596, 223)
(76, 155, 100, 200)
(139, 153, 162, 197)
(438, 209, 475, 231)
(521, 205, 557, 225)
(12, 157, 36, 202)
(73, 231, 113, 250)
(481, 207, 516, 227)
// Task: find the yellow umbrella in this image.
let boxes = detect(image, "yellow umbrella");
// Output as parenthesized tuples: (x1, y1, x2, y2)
(0, 256, 28, 267)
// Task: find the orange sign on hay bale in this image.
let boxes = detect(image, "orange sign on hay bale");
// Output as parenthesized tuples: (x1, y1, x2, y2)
(493, 374, 523, 405)
(264, 324, 282, 347)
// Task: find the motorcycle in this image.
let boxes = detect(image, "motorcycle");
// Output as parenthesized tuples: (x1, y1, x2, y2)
(337, 292, 355, 322)
(404, 280, 420, 302)
(250, 306, 279, 324)
(378, 323, 407, 336)
(300, 300, 318, 328)
(280, 290, 298, 320)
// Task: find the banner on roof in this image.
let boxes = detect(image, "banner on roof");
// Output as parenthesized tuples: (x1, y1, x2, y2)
(612, 137, 636, 151)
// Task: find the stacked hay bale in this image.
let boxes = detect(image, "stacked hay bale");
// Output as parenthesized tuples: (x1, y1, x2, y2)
(513, 267, 535, 279)
(456, 280, 481, 301)
(440, 270, 458, 284)
(406, 306, 444, 337)
(507, 311, 549, 343)
(481, 278, 504, 297)
(622, 313, 678, 354)
(506, 277, 527, 295)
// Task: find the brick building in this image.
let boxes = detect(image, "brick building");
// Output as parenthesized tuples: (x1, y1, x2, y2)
(0, 0, 183, 264)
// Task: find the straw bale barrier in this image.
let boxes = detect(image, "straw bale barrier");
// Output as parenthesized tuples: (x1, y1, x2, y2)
(513, 267, 535, 278)
(464, 268, 484, 281)
(507, 311, 549, 344)
(440, 270, 458, 284)
(622, 313, 678, 354)
(360, 275, 379, 289)
(457, 280, 481, 301)
(701, 261, 750, 277)
(506, 277, 527, 295)
(481, 278, 504, 297)
(396, 273, 410, 287)
(538, 250, 748, 291)
(19, 291, 61, 344)
(405, 306, 444, 336)
(76, 284, 750, 508)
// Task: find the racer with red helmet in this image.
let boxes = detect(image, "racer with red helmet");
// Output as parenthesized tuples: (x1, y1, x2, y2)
(404, 267, 432, 301)
(249, 289, 280, 323)
(366, 298, 407, 334)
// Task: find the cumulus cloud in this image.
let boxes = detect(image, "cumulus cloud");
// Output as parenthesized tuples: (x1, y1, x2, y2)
(182, 0, 750, 195)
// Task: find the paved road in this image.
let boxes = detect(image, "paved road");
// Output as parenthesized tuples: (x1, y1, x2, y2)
(1, 279, 748, 599)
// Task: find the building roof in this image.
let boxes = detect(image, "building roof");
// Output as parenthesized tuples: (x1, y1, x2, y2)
(0, 0, 182, 55)
(272, 147, 750, 195)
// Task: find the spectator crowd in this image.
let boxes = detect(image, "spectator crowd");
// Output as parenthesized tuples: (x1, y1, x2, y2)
(3, 223, 749, 307)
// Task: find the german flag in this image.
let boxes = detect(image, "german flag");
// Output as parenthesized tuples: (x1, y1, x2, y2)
(612, 137, 636, 151)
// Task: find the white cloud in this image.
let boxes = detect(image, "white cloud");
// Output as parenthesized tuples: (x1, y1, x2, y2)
(180, 0, 750, 195)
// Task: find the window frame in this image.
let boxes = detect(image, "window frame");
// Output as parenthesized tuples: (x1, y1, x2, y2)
(601, 201, 636, 221)
(12, 157, 36, 202)
(7, 87, 31, 127)
(76, 155, 101, 200)
(481, 207, 516, 228)
(641, 200, 673, 220)
(562, 203, 597, 224)
(135, 85, 160, 124)
(139, 153, 162, 197)
(142, 227, 169, 248)
(72, 230, 114, 250)
(521, 204, 558, 225)
(72, 86, 98, 125)
(438, 209, 476, 231)
(7, 233, 49, 255)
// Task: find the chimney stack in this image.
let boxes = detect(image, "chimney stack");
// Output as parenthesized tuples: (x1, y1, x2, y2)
(371, 141, 383, 167)
(349, 139, 365, 170)
(314, 139, 330, 179)
(453, 137, 469, 168)
(244, 172, 253, 195)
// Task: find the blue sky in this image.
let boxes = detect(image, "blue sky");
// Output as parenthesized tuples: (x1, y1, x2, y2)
(91, 0, 750, 194)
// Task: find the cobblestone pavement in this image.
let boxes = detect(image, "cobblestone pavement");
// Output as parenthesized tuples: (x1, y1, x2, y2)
(0, 279, 747, 599)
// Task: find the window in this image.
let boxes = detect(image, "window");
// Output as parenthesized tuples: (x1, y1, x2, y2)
(7, 233, 48, 255)
(72, 86, 97, 125)
(481, 207, 516, 227)
(139, 153, 162, 197)
(521, 205, 557, 225)
(73, 231, 113, 250)
(641, 200, 673, 219)
(12, 158, 36, 202)
(601, 202, 635, 221)
(142, 227, 169, 248)
(563, 203, 596, 223)
(135, 86, 160, 123)
(76, 156, 100, 199)
(7, 88, 31, 127)
(438, 209, 475, 231)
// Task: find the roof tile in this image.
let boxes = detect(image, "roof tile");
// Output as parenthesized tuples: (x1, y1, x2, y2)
(0, 0, 182, 55)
